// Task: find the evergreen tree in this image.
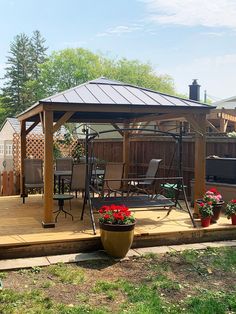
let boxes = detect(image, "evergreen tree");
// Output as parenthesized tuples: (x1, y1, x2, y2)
(25, 30, 48, 103)
(2, 33, 32, 116)
(30, 30, 47, 80)
(1, 31, 48, 119)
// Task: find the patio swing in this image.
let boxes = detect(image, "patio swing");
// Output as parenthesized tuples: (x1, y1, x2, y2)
(79, 125, 196, 234)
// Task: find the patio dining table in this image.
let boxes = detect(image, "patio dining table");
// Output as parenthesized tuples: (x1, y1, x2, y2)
(53, 194, 74, 222)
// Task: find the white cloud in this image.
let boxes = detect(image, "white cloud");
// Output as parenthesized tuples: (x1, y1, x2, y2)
(143, 0, 236, 29)
(161, 53, 236, 99)
(96, 24, 143, 37)
(202, 31, 225, 37)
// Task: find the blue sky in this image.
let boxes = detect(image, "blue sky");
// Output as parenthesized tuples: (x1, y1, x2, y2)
(1, 0, 236, 100)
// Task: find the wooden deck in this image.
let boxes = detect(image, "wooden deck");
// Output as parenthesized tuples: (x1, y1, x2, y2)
(1, 195, 236, 259)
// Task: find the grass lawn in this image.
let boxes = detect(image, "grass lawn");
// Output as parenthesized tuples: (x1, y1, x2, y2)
(1, 246, 236, 313)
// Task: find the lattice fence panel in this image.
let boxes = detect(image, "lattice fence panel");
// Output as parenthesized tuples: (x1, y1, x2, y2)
(13, 133, 21, 173)
(13, 133, 84, 172)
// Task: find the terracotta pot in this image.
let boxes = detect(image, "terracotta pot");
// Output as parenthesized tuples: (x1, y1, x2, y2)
(201, 216, 211, 228)
(231, 214, 236, 225)
(99, 222, 135, 258)
(211, 201, 224, 224)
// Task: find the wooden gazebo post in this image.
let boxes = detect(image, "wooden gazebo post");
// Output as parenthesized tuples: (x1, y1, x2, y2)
(186, 113, 207, 215)
(42, 110, 55, 228)
(20, 120, 26, 197)
(123, 122, 130, 179)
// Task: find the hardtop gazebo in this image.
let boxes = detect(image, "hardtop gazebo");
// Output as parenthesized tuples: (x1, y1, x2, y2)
(17, 77, 214, 228)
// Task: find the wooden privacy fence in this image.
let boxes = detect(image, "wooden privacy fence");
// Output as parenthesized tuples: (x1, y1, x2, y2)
(92, 135, 236, 196)
(0, 171, 20, 196)
(8, 133, 236, 196)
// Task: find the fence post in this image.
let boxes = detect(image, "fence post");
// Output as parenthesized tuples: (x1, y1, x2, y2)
(8, 171, 14, 195)
(15, 172, 20, 195)
(2, 171, 8, 196)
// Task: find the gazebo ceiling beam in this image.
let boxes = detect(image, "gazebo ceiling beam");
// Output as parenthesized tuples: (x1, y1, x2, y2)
(111, 123, 123, 136)
(41, 103, 211, 115)
(135, 121, 151, 134)
(18, 104, 43, 121)
(53, 112, 75, 133)
(184, 114, 205, 135)
(129, 113, 185, 123)
(18, 104, 211, 124)
(206, 120, 220, 133)
(39, 112, 44, 134)
(25, 116, 40, 135)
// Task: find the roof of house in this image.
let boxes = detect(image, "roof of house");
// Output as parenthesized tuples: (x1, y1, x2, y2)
(6, 118, 43, 133)
(1, 118, 67, 135)
(212, 96, 236, 109)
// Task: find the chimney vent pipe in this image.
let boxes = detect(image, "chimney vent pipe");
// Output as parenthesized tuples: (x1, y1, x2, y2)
(189, 79, 200, 101)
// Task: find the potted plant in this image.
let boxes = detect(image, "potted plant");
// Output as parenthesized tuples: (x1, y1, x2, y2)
(197, 201, 213, 227)
(98, 204, 136, 258)
(225, 199, 236, 225)
(202, 188, 224, 223)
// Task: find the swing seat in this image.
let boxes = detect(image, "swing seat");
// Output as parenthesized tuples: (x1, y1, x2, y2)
(91, 194, 175, 210)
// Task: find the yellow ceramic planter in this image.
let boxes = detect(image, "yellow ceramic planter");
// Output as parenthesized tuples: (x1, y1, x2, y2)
(99, 222, 135, 258)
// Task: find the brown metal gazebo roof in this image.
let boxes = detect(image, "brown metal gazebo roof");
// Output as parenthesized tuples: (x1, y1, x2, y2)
(18, 77, 212, 123)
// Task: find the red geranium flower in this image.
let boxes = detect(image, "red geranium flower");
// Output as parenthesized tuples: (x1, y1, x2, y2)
(98, 204, 135, 225)
(208, 188, 219, 194)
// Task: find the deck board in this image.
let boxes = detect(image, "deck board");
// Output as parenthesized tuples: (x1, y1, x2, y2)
(0, 195, 236, 258)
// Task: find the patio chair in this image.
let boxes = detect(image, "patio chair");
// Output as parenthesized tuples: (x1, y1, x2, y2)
(92, 162, 124, 197)
(129, 159, 162, 196)
(70, 163, 87, 198)
(62, 163, 87, 211)
(23, 159, 44, 204)
(55, 157, 73, 171)
(71, 162, 95, 221)
(55, 157, 73, 193)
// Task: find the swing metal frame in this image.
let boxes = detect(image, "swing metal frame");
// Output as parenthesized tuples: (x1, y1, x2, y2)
(79, 126, 196, 234)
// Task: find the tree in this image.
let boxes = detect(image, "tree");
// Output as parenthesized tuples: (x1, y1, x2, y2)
(24, 30, 48, 104)
(0, 95, 6, 126)
(37, 48, 103, 98)
(103, 58, 175, 94)
(0, 31, 48, 119)
(1, 33, 32, 117)
(37, 48, 175, 99)
(30, 30, 48, 80)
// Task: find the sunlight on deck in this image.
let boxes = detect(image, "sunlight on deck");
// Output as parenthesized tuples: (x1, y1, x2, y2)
(0, 194, 234, 248)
